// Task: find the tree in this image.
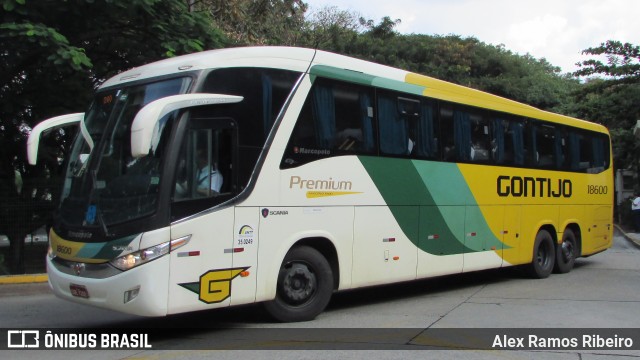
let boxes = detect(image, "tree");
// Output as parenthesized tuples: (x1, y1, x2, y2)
(300, 18, 577, 112)
(192, 0, 307, 45)
(575, 40, 640, 83)
(572, 41, 640, 176)
(0, 0, 226, 273)
(300, 5, 362, 49)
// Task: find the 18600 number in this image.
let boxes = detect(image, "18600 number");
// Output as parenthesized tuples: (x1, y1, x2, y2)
(587, 185, 608, 194)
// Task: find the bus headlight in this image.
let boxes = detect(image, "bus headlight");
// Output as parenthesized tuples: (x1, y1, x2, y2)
(47, 242, 55, 259)
(110, 242, 170, 271)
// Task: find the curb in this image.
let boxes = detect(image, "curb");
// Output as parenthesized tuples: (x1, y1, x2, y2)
(614, 224, 640, 249)
(0, 274, 48, 285)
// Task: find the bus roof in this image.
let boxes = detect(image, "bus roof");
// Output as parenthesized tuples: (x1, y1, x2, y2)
(100, 46, 607, 134)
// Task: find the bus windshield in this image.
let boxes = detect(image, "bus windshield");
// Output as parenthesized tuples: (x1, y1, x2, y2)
(59, 77, 192, 229)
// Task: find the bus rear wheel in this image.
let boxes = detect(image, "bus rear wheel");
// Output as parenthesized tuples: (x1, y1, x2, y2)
(554, 229, 577, 274)
(264, 246, 333, 322)
(526, 229, 555, 279)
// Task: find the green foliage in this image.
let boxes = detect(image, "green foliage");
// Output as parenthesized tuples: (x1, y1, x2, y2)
(1, 22, 92, 70)
(296, 11, 577, 112)
(571, 40, 640, 172)
(300, 5, 363, 49)
(0, 0, 227, 272)
(575, 40, 640, 82)
(192, 0, 307, 45)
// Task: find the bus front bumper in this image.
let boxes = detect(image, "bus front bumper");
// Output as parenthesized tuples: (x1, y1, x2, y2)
(46, 254, 170, 317)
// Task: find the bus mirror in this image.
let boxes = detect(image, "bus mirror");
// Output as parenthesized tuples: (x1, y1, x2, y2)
(28, 113, 84, 165)
(130, 94, 243, 158)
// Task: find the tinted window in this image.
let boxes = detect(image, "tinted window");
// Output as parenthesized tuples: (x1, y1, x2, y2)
(377, 93, 438, 159)
(282, 79, 375, 168)
(200, 67, 301, 186)
(280, 77, 609, 174)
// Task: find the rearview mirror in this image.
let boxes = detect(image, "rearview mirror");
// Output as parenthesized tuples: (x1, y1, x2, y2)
(27, 113, 84, 165)
(130, 94, 243, 158)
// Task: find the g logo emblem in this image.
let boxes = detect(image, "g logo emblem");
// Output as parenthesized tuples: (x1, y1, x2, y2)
(180, 267, 249, 304)
(199, 268, 246, 303)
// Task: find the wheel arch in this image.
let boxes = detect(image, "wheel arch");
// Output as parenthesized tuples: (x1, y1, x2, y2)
(538, 224, 558, 244)
(291, 237, 340, 291)
(562, 222, 583, 258)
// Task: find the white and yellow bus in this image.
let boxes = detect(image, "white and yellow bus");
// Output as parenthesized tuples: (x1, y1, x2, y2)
(28, 47, 613, 322)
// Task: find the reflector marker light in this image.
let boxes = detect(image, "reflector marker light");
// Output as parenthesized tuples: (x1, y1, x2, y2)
(177, 251, 200, 258)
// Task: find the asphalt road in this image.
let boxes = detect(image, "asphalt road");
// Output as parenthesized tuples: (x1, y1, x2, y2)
(1, 230, 639, 359)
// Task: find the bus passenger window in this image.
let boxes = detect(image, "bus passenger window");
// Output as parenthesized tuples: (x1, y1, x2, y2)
(281, 79, 375, 168)
(469, 113, 491, 162)
(440, 106, 455, 161)
(509, 120, 526, 166)
(413, 99, 438, 159)
(378, 93, 411, 156)
(532, 124, 556, 168)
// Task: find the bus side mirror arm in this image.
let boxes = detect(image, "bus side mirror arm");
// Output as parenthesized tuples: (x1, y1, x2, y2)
(27, 113, 85, 165)
(130, 94, 243, 158)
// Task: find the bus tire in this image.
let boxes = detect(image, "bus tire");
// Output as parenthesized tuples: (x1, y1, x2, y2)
(554, 228, 577, 274)
(526, 229, 555, 279)
(264, 246, 334, 322)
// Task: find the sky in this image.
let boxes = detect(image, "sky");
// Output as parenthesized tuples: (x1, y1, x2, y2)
(303, 0, 640, 74)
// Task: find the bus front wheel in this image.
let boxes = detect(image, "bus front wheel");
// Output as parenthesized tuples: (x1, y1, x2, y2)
(264, 246, 333, 322)
(554, 229, 577, 274)
(526, 229, 556, 279)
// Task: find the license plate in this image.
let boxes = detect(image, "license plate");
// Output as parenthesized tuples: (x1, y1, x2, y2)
(69, 284, 90, 299)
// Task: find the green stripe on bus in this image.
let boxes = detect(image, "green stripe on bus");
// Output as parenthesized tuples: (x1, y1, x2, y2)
(358, 156, 507, 255)
(310, 65, 425, 95)
(85, 234, 139, 260)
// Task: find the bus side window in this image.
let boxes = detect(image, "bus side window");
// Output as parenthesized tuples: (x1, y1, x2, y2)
(440, 106, 455, 161)
(509, 120, 525, 166)
(174, 128, 232, 201)
(377, 94, 438, 159)
(378, 93, 412, 156)
(573, 131, 608, 173)
(469, 112, 491, 162)
(282, 78, 375, 168)
(413, 99, 438, 159)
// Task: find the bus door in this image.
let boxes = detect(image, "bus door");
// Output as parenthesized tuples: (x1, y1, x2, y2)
(167, 118, 239, 313)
